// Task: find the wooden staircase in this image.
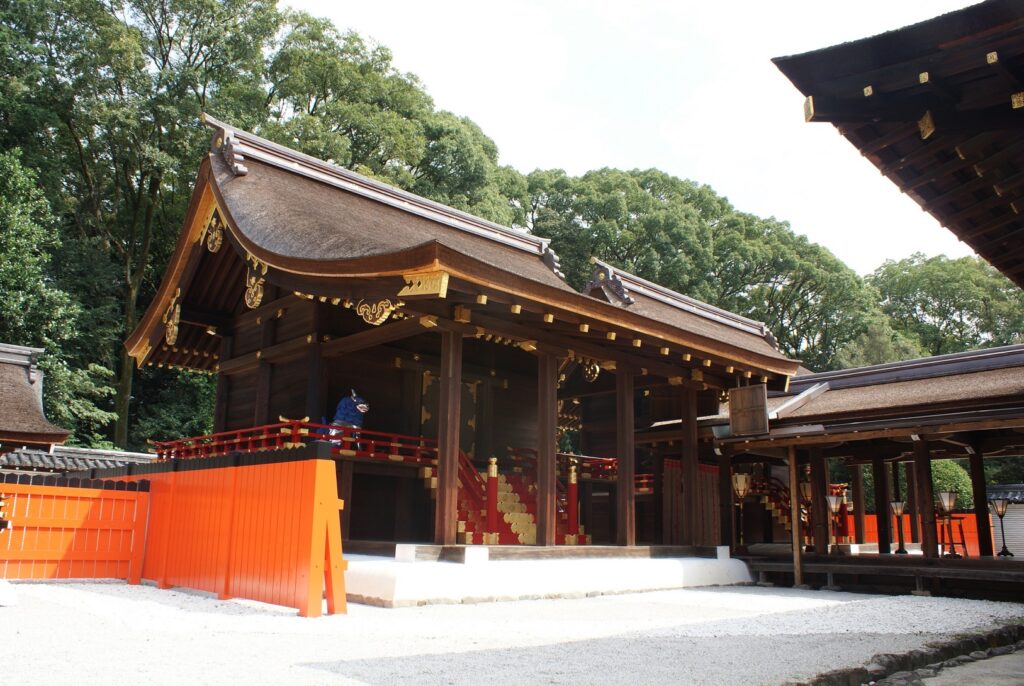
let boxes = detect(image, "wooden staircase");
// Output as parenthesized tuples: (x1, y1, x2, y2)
(420, 452, 591, 545)
(751, 475, 795, 536)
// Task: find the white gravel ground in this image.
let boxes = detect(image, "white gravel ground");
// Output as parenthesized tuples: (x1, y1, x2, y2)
(3, 580, 1022, 685)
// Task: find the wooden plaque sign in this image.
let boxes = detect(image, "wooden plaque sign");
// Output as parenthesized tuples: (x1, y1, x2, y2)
(728, 384, 769, 437)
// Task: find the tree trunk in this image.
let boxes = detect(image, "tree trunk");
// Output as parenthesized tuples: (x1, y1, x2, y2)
(113, 286, 138, 447)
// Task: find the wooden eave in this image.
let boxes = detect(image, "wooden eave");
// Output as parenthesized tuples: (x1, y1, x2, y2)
(773, 0, 1024, 287)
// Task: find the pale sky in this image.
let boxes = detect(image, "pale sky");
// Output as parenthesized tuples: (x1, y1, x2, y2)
(285, 0, 978, 275)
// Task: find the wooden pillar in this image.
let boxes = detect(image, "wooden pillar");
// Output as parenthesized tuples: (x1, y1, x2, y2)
(872, 457, 891, 554)
(809, 448, 829, 553)
(905, 463, 919, 542)
(787, 447, 803, 586)
(717, 450, 733, 548)
(851, 464, 866, 543)
(253, 316, 275, 426)
(680, 387, 699, 546)
(536, 352, 558, 546)
(433, 330, 462, 545)
(653, 448, 666, 544)
(213, 335, 233, 433)
(305, 304, 325, 422)
(969, 444, 994, 557)
(615, 369, 636, 546)
(913, 440, 938, 558)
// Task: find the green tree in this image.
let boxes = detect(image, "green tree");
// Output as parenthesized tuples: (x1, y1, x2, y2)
(834, 314, 928, 368)
(527, 168, 877, 370)
(0, 149, 117, 444)
(1, 0, 279, 446)
(858, 459, 974, 513)
(263, 13, 521, 225)
(869, 253, 1024, 356)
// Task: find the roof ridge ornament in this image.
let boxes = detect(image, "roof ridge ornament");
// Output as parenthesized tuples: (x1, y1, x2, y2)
(583, 259, 635, 306)
(542, 246, 566, 280)
(221, 132, 248, 176)
(585, 257, 781, 349)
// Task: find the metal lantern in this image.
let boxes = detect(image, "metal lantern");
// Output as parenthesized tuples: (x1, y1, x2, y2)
(732, 473, 752, 499)
(936, 490, 961, 558)
(989, 498, 1014, 558)
(937, 490, 958, 514)
(825, 494, 844, 555)
(890, 500, 908, 554)
(799, 481, 812, 503)
(731, 472, 752, 554)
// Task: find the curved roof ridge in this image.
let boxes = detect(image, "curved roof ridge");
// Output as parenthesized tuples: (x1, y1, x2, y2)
(588, 258, 776, 341)
(792, 343, 1024, 391)
(202, 114, 565, 276)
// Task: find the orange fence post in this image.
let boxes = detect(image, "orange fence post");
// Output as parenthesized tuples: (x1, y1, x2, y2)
(127, 490, 149, 585)
(295, 459, 347, 617)
(567, 464, 579, 536)
(487, 457, 499, 540)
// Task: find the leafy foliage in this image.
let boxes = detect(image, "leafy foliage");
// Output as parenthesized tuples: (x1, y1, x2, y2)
(0, 150, 117, 444)
(856, 459, 974, 513)
(869, 253, 1024, 356)
(2, 0, 1022, 456)
(527, 168, 877, 370)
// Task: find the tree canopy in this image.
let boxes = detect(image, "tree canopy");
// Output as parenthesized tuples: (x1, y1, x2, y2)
(1, 0, 1023, 457)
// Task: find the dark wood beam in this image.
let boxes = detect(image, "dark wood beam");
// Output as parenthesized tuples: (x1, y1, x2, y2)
(213, 335, 232, 433)
(681, 387, 700, 545)
(906, 462, 920, 543)
(536, 352, 558, 546)
(321, 316, 437, 357)
(787, 446, 803, 587)
(968, 438, 994, 557)
(615, 368, 636, 546)
(252, 315, 274, 425)
(305, 303, 325, 422)
(806, 93, 936, 124)
(810, 447, 830, 554)
(717, 449, 734, 549)
(913, 440, 938, 558)
(872, 457, 891, 555)
(217, 334, 313, 375)
(434, 329, 462, 545)
(852, 464, 866, 544)
(179, 304, 231, 332)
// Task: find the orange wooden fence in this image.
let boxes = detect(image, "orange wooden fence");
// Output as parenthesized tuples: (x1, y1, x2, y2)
(846, 513, 992, 558)
(1, 454, 347, 617)
(0, 478, 149, 582)
(123, 457, 346, 617)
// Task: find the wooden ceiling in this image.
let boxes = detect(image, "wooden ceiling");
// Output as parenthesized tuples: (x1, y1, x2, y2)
(774, 0, 1024, 287)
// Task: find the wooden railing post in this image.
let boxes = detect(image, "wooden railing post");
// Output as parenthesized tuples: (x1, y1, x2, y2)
(487, 457, 499, 541)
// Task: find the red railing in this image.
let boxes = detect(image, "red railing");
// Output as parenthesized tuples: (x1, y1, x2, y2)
(506, 447, 651, 493)
(152, 421, 438, 466)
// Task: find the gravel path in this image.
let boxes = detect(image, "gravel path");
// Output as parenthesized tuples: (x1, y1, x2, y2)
(3, 581, 1022, 685)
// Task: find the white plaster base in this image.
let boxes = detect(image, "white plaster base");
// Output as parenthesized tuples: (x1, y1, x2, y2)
(344, 548, 753, 608)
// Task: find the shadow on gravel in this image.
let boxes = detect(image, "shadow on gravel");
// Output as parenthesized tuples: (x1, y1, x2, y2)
(302, 631, 937, 686)
(15, 579, 297, 617)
